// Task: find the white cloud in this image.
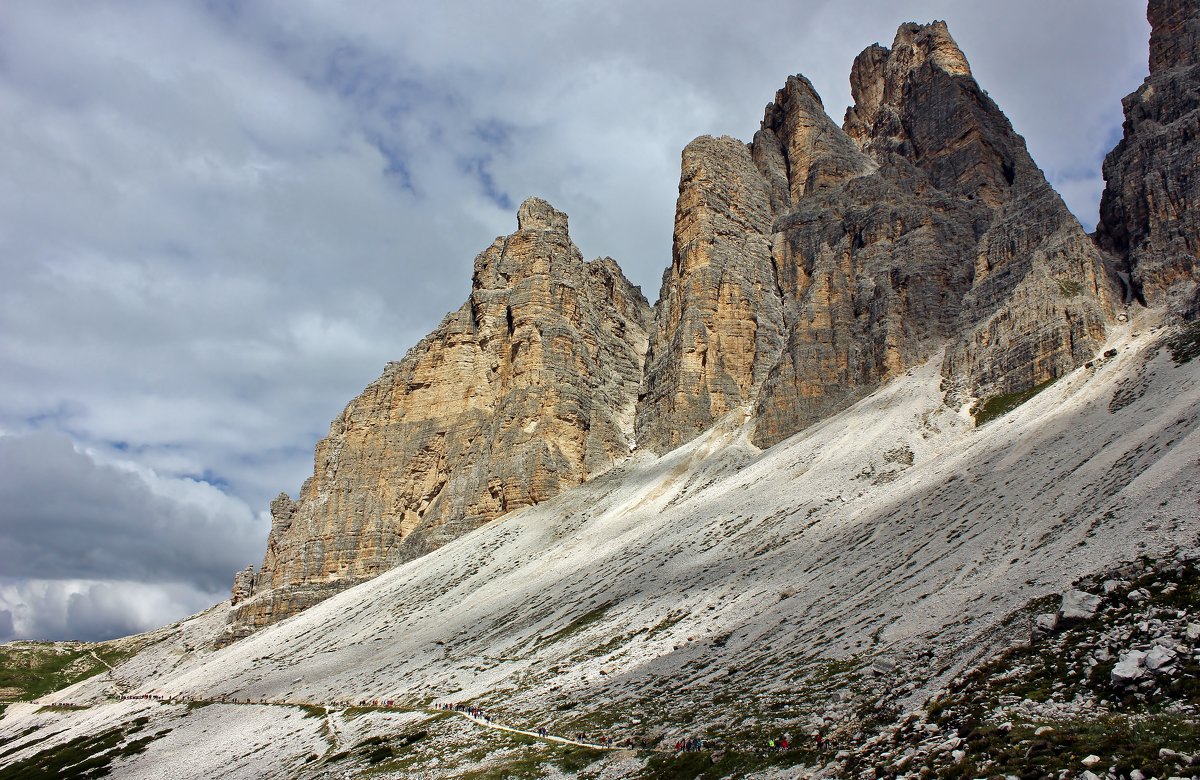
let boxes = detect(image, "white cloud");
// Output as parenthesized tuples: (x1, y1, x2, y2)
(0, 579, 221, 643)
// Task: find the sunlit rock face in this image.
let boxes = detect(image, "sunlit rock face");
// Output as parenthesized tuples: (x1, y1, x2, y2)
(230, 18, 1131, 638)
(226, 198, 651, 640)
(638, 20, 1113, 452)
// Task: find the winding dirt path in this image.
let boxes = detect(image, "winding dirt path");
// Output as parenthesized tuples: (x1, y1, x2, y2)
(444, 709, 630, 751)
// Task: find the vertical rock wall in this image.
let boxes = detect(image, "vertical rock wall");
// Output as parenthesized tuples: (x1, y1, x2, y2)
(637, 19, 1115, 452)
(1097, 0, 1200, 316)
(226, 198, 650, 640)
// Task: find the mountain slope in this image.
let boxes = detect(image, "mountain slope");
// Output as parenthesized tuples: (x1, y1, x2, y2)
(4, 313, 1196, 778)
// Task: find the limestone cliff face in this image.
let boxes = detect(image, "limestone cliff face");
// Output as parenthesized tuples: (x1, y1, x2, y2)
(635, 136, 785, 453)
(227, 17, 1155, 639)
(228, 198, 650, 638)
(1097, 0, 1200, 315)
(837, 20, 1113, 415)
(638, 19, 1115, 451)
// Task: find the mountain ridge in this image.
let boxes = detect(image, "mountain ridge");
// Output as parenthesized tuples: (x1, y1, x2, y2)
(227, 15, 1131, 637)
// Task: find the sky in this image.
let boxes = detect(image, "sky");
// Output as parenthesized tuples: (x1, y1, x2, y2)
(0, 1, 1151, 642)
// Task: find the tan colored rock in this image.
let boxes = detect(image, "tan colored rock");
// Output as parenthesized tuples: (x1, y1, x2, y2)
(643, 19, 1114, 452)
(230, 198, 650, 637)
(635, 136, 785, 453)
(229, 566, 255, 607)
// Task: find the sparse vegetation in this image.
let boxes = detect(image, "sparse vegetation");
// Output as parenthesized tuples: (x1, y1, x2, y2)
(1056, 278, 1085, 297)
(972, 378, 1056, 426)
(534, 602, 616, 648)
(0, 642, 134, 704)
(1167, 320, 1200, 364)
(0, 716, 153, 779)
(843, 552, 1200, 779)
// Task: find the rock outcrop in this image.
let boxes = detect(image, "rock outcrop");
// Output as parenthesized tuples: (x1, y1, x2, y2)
(229, 18, 1138, 638)
(638, 19, 1115, 451)
(227, 198, 651, 638)
(1096, 0, 1200, 316)
(635, 135, 785, 453)
(229, 566, 255, 607)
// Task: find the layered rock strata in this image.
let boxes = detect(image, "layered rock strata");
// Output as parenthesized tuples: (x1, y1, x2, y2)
(229, 19, 1135, 638)
(1097, 0, 1200, 316)
(638, 20, 1115, 450)
(226, 198, 650, 639)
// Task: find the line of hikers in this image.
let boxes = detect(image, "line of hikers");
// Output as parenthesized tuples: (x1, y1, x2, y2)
(766, 731, 835, 752)
(437, 702, 494, 724)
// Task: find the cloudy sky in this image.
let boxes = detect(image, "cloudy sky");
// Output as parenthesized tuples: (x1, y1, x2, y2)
(0, 1, 1150, 642)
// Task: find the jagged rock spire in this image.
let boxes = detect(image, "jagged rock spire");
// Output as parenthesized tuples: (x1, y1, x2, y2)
(228, 197, 651, 639)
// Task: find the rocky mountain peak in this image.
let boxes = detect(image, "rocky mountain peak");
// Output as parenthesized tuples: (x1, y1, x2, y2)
(228, 14, 1135, 638)
(844, 20, 1026, 208)
(640, 17, 1112, 452)
(515, 196, 568, 233)
(891, 20, 971, 78)
(844, 21, 971, 149)
(223, 198, 651, 643)
(759, 74, 875, 204)
(1149, 0, 1200, 72)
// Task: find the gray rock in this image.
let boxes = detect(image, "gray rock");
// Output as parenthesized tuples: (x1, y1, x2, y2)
(1035, 613, 1059, 634)
(1145, 645, 1178, 671)
(1059, 590, 1102, 622)
(1097, 0, 1200, 313)
(1112, 649, 1148, 683)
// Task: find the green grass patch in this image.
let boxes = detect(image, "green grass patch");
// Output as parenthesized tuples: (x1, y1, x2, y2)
(534, 602, 616, 649)
(1056, 278, 1085, 297)
(947, 715, 1200, 780)
(0, 642, 135, 703)
(637, 748, 815, 779)
(972, 378, 1056, 426)
(0, 716, 152, 779)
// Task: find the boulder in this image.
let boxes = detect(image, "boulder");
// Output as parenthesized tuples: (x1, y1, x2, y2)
(1035, 613, 1059, 634)
(1112, 649, 1148, 684)
(1059, 590, 1102, 622)
(1145, 645, 1178, 671)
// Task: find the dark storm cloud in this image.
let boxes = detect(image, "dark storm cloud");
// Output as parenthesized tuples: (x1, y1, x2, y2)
(0, 432, 264, 590)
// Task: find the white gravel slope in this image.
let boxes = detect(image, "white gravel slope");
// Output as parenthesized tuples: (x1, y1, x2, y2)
(3, 315, 1197, 777)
